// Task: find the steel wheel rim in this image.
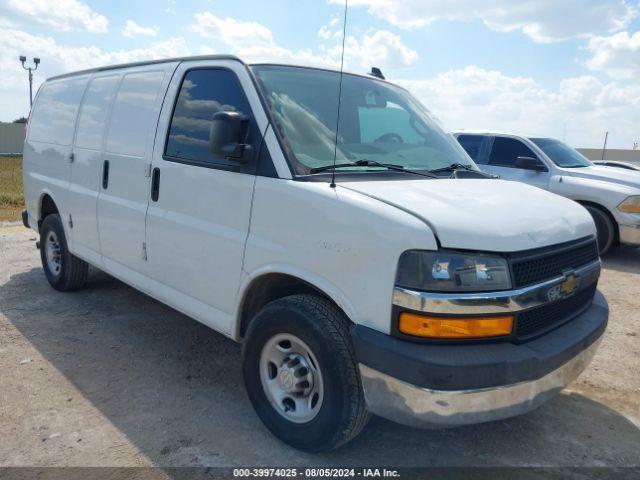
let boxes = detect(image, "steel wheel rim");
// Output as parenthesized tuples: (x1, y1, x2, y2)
(259, 333, 324, 424)
(44, 231, 62, 277)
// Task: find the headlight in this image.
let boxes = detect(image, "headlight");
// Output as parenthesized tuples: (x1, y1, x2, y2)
(618, 196, 640, 213)
(396, 250, 512, 292)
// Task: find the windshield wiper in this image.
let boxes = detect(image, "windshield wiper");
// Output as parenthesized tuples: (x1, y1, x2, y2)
(310, 159, 438, 178)
(427, 163, 476, 174)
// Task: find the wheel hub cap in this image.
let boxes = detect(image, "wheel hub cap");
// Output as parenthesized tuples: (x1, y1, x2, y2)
(44, 231, 62, 276)
(259, 333, 324, 423)
(277, 353, 314, 395)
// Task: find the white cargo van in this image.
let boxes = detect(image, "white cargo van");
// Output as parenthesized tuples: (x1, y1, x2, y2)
(454, 131, 640, 254)
(23, 56, 608, 452)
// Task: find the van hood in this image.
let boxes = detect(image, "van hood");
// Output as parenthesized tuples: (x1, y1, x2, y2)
(563, 165, 640, 190)
(340, 179, 595, 252)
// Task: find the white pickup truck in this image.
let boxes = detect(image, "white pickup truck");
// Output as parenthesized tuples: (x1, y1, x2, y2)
(454, 131, 640, 253)
(23, 56, 608, 452)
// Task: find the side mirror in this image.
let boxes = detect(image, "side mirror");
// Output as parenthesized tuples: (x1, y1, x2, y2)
(515, 156, 548, 172)
(209, 111, 252, 164)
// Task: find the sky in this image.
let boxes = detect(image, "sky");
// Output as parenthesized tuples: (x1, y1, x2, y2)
(0, 0, 639, 148)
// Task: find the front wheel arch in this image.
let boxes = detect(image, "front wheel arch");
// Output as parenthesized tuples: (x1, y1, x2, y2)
(237, 273, 347, 340)
(576, 200, 618, 253)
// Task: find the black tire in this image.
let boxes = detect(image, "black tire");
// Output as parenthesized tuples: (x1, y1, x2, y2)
(39, 214, 88, 291)
(584, 205, 616, 255)
(242, 294, 369, 452)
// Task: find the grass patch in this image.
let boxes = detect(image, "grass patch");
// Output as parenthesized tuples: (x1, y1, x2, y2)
(0, 156, 24, 222)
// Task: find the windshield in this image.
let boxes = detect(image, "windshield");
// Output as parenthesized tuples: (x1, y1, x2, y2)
(251, 65, 475, 176)
(530, 138, 593, 168)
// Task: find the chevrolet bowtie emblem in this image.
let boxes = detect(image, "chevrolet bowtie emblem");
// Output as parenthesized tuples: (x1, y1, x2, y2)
(560, 273, 580, 297)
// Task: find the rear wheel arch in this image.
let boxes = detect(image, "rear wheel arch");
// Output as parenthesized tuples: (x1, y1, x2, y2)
(38, 193, 59, 227)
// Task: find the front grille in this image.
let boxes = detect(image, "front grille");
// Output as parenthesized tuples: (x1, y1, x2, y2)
(510, 238, 599, 288)
(516, 283, 597, 339)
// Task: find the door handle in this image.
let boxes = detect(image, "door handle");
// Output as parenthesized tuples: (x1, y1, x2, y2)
(102, 160, 110, 189)
(151, 167, 160, 202)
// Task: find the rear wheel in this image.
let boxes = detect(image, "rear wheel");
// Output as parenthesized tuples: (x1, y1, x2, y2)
(39, 214, 88, 291)
(584, 205, 615, 255)
(242, 294, 369, 452)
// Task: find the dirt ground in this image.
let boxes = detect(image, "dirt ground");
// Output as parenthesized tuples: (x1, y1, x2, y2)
(0, 224, 639, 468)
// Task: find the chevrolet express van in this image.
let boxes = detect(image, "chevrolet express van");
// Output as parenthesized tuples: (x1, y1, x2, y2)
(23, 56, 608, 452)
(454, 131, 640, 254)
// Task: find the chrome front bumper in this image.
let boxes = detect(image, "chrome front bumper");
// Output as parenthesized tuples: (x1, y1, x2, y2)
(619, 223, 640, 246)
(359, 338, 601, 428)
(393, 259, 601, 315)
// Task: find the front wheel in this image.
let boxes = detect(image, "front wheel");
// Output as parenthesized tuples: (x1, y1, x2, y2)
(242, 294, 369, 452)
(39, 214, 88, 291)
(584, 205, 616, 255)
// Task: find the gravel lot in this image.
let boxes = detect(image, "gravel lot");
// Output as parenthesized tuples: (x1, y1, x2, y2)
(1, 224, 639, 467)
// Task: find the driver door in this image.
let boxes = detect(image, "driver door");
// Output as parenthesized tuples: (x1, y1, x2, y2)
(144, 61, 264, 334)
(483, 136, 550, 190)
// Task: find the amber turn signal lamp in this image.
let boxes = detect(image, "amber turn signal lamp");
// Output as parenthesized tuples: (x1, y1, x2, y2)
(399, 313, 513, 339)
(619, 204, 640, 213)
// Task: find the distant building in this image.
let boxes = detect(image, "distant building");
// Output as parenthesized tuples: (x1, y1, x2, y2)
(0, 122, 25, 154)
(578, 148, 640, 165)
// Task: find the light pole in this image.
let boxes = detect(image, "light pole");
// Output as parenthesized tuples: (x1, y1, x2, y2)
(19, 56, 40, 108)
(601, 131, 609, 161)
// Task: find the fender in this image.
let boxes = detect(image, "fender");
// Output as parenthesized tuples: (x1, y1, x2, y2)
(37, 189, 59, 221)
(233, 263, 357, 340)
(550, 174, 635, 214)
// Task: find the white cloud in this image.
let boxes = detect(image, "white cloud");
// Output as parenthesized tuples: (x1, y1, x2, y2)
(4, 0, 108, 33)
(192, 12, 274, 47)
(2, 7, 636, 150)
(586, 30, 640, 78)
(318, 25, 334, 40)
(343, 30, 418, 69)
(0, 30, 189, 86)
(317, 14, 418, 69)
(191, 12, 339, 67)
(338, 0, 637, 43)
(123, 20, 158, 38)
(238, 45, 338, 67)
(318, 14, 343, 40)
(191, 12, 416, 71)
(0, 28, 189, 117)
(400, 66, 640, 148)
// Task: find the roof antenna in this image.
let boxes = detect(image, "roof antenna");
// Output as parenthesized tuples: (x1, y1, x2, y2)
(330, 0, 348, 189)
(370, 67, 385, 80)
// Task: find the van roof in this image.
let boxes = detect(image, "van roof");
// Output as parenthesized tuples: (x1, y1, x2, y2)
(46, 55, 391, 85)
(47, 54, 243, 81)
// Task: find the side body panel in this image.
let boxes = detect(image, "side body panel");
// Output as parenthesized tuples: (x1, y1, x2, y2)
(549, 174, 640, 228)
(467, 132, 640, 242)
(96, 63, 177, 278)
(241, 178, 437, 336)
(144, 60, 271, 335)
(533, 143, 640, 231)
(68, 74, 121, 264)
(23, 75, 90, 235)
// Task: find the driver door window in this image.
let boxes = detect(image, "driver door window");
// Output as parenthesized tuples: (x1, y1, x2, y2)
(489, 137, 537, 168)
(457, 134, 488, 164)
(164, 68, 259, 170)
